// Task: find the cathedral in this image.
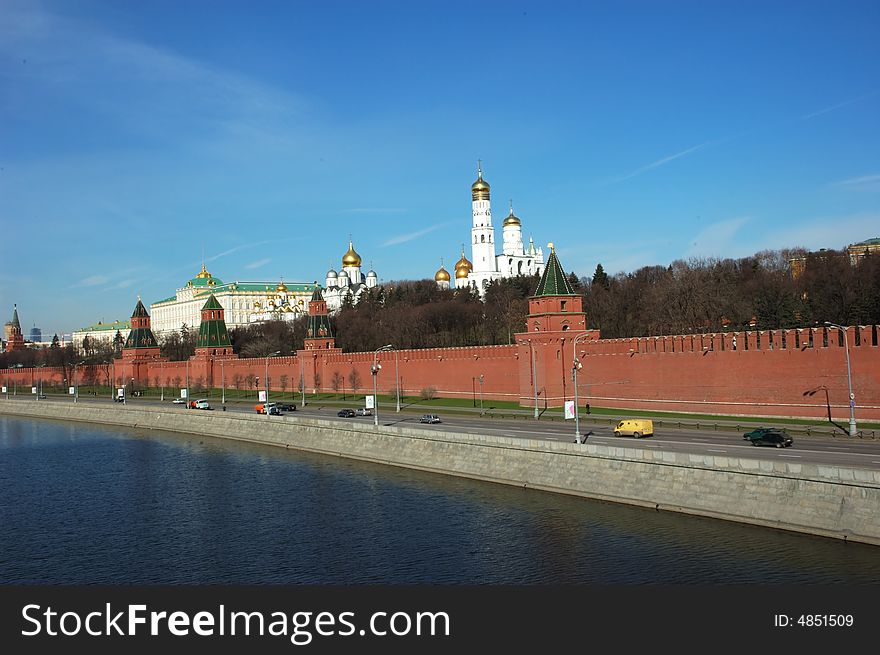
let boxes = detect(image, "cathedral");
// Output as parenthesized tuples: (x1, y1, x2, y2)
(323, 239, 379, 312)
(436, 164, 545, 293)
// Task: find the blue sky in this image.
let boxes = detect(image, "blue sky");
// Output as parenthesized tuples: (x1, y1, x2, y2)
(2, 0, 879, 335)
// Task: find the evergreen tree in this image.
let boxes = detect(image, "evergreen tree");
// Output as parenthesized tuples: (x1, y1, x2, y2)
(592, 263, 610, 289)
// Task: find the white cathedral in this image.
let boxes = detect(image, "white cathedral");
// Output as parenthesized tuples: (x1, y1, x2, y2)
(435, 164, 544, 292)
(323, 239, 379, 312)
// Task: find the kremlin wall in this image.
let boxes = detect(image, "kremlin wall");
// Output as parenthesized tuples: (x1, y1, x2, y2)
(4, 248, 880, 424)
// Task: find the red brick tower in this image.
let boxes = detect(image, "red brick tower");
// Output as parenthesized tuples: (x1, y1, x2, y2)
(515, 244, 596, 409)
(4, 305, 27, 352)
(303, 284, 335, 351)
(121, 297, 166, 385)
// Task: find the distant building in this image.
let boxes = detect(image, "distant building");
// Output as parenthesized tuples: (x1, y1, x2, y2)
(847, 237, 880, 266)
(72, 320, 131, 353)
(28, 326, 42, 343)
(323, 239, 380, 312)
(4, 305, 27, 352)
(150, 264, 314, 336)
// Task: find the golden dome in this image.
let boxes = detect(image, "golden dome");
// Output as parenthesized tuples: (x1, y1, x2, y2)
(276, 280, 288, 292)
(471, 163, 490, 201)
(503, 205, 521, 227)
(454, 249, 472, 279)
(342, 239, 362, 267)
(434, 265, 451, 282)
(195, 263, 212, 279)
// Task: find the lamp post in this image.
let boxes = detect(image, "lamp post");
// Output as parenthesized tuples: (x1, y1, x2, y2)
(529, 339, 539, 419)
(265, 350, 280, 419)
(393, 347, 400, 413)
(478, 374, 484, 416)
(572, 332, 590, 443)
(220, 358, 225, 405)
(299, 355, 306, 409)
(825, 322, 857, 436)
(37, 363, 45, 400)
(160, 360, 164, 402)
(373, 344, 392, 427)
(185, 358, 189, 407)
(73, 360, 85, 403)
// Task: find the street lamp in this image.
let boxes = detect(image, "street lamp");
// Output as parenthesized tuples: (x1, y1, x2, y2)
(299, 355, 306, 409)
(220, 358, 226, 405)
(373, 344, 393, 427)
(572, 332, 590, 443)
(73, 360, 85, 403)
(184, 358, 190, 407)
(529, 339, 539, 419)
(825, 322, 857, 436)
(265, 350, 281, 419)
(160, 360, 164, 402)
(36, 363, 45, 400)
(478, 374, 484, 416)
(393, 347, 400, 413)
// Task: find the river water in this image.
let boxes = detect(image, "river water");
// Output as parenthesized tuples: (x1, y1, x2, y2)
(1, 416, 878, 584)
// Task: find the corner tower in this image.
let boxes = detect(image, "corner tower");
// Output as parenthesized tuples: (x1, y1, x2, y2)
(195, 294, 234, 357)
(4, 305, 26, 352)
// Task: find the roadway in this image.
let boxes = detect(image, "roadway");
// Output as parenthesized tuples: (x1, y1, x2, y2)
(4, 395, 880, 471)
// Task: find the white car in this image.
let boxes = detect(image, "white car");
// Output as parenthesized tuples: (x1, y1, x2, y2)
(172, 398, 187, 404)
(355, 408, 372, 416)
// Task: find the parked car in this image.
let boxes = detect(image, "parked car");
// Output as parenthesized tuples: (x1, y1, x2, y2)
(194, 399, 212, 410)
(613, 419, 653, 438)
(37, 393, 48, 400)
(743, 427, 775, 440)
(355, 407, 372, 416)
(255, 403, 281, 415)
(276, 403, 296, 412)
(172, 397, 187, 404)
(419, 414, 441, 424)
(747, 430, 793, 448)
(337, 408, 356, 418)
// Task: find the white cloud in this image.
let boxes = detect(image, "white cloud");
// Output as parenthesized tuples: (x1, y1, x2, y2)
(383, 223, 450, 246)
(686, 216, 752, 258)
(73, 275, 109, 288)
(244, 258, 272, 270)
(833, 173, 880, 191)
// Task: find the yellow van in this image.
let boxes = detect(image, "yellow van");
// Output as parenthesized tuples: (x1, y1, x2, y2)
(614, 419, 653, 438)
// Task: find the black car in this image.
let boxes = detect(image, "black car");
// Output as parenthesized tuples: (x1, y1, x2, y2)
(742, 427, 775, 440)
(276, 403, 296, 412)
(748, 431, 794, 448)
(337, 408, 356, 418)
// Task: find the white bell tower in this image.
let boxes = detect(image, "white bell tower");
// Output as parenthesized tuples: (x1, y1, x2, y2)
(469, 161, 501, 293)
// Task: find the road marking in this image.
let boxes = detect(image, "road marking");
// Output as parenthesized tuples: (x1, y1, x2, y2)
(707, 449, 727, 453)
(779, 454, 801, 458)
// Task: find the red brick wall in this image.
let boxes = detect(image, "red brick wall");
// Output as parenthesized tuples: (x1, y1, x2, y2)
(3, 326, 878, 420)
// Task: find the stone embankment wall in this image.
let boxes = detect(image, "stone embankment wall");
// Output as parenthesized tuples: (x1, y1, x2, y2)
(2, 402, 878, 546)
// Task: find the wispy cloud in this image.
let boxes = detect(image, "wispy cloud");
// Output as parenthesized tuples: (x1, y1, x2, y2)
(244, 258, 271, 270)
(832, 173, 880, 191)
(342, 208, 408, 214)
(383, 223, 450, 246)
(801, 91, 878, 120)
(686, 216, 752, 258)
(73, 275, 109, 288)
(603, 140, 719, 186)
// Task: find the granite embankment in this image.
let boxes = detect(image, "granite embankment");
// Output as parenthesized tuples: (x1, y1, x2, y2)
(2, 401, 878, 546)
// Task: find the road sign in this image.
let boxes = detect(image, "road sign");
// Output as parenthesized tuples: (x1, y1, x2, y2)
(564, 400, 575, 420)
(850, 400, 856, 408)
(117, 388, 125, 398)
(31, 387, 37, 394)
(180, 389, 188, 399)
(366, 395, 375, 409)
(69, 387, 75, 395)
(258, 390, 267, 402)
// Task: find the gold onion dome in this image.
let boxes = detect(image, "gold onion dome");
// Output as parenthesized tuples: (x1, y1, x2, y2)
(454, 250, 473, 279)
(276, 280, 288, 292)
(503, 205, 521, 227)
(195, 263, 212, 279)
(342, 240, 362, 267)
(471, 165, 490, 200)
(434, 265, 451, 282)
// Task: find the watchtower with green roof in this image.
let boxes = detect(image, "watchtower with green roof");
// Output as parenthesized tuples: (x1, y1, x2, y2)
(123, 298, 160, 350)
(304, 284, 335, 350)
(526, 243, 587, 334)
(195, 294, 234, 357)
(4, 304, 27, 352)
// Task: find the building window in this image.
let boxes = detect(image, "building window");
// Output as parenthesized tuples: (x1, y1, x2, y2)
(561, 300, 567, 312)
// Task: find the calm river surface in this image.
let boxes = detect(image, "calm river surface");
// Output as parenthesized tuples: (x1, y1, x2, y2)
(1, 416, 878, 584)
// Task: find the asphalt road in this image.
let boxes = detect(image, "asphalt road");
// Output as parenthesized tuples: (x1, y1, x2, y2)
(7, 395, 880, 471)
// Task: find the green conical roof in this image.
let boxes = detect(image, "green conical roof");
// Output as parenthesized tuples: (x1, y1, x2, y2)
(9, 304, 21, 329)
(131, 299, 149, 318)
(533, 246, 575, 296)
(197, 294, 231, 348)
(311, 285, 325, 302)
(201, 294, 224, 311)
